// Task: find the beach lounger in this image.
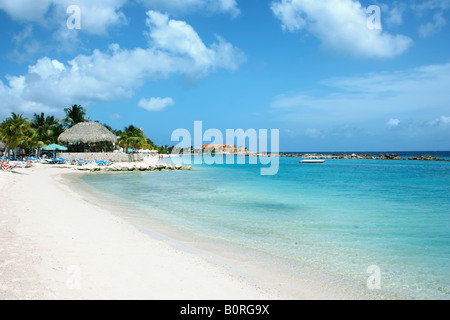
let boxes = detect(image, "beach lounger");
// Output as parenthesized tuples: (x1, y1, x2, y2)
(2, 162, 19, 170)
(95, 159, 105, 166)
(95, 159, 114, 166)
(11, 161, 29, 168)
(58, 158, 71, 164)
(77, 159, 87, 165)
(2, 164, 12, 171)
(77, 159, 93, 165)
(42, 158, 61, 164)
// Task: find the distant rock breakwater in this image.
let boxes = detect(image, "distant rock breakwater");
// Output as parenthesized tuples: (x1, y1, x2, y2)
(278, 153, 450, 162)
(72, 162, 193, 172)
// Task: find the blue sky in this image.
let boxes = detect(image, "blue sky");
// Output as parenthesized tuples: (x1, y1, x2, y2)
(0, 0, 449, 152)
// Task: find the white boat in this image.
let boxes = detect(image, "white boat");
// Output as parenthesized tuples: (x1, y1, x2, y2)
(300, 159, 325, 163)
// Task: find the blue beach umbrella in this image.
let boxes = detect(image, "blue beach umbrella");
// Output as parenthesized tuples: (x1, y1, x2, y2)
(41, 144, 68, 158)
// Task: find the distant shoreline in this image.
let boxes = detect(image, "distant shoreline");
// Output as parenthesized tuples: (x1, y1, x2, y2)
(181, 151, 450, 162)
(277, 153, 450, 161)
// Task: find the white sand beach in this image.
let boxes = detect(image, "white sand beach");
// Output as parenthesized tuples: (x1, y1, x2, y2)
(0, 163, 282, 300)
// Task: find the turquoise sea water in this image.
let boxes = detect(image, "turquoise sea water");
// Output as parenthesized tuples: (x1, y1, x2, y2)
(78, 155, 450, 299)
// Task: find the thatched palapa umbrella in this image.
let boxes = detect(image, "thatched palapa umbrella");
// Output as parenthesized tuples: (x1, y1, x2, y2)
(58, 122, 118, 146)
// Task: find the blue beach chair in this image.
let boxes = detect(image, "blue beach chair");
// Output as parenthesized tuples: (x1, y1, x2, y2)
(95, 159, 114, 166)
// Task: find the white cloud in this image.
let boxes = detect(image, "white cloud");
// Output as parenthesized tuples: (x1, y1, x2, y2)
(305, 128, 324, 138)
(138, 0, 240, 17)
(0, 0, 241, 56)
(271, 63, 450, 127)
(412, 0, 450, 37)
(52, 27, 83, 53)
(413, 0, 450, 11)
(8, 25, 42, 63)
(383, 2, 406, 26)
(0, 0, 52, 22)
(13, 25, 34, 44)
(55, 0, 128, 35)
(441, 116, 450, 124)
(146, 10, 216, 76)
(0, 11, 244, 118)
(375, 2, 406, 27)
(145, 10, 244, 77)
(0, 0, 128, 35)
(386, 7, 404, 26)
(419, 12, 447, 37)
(0, 0, 241, 33)
(386, 118, 400, 127)
(429, 115, 450, 126)
(109, 113, 123, 120)
(138, 97, 175, 112)
(271, 0, 412, 58)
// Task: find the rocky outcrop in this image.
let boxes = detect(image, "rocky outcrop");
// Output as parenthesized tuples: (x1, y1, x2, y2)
(74, 163, 193, 172)
(376, 154, 403, 160)
(408, 155, 447, 161)
(278, 153, 449, 162)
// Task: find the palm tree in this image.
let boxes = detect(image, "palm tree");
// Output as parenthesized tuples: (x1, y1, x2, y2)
(31, 112, 46, 139)
(18, 125, 42, 156)
(31, 113, 48, 155)
(27, 129, 46, 156)
(63, 104, 88, 128)
(118, 125, 146, 153)
(45, 115, 65, 143)
(31, 113, 65, 155)
(0, 113, 29, 168)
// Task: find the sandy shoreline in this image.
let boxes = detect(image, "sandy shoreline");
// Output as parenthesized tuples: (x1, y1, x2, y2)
(1, 161, 377, 300)
(0, 163, 283, 300)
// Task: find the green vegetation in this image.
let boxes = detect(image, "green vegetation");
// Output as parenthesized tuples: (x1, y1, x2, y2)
(0, 105, 172, 163)
(0, 113, 30, 167)
(62, 104, 89, 128)
(31, 112, 65, 156)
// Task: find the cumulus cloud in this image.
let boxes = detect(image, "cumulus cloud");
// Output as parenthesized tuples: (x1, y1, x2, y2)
(378, 2, 407, 27)
(270, 0, 412, 58)
(0, 11, 244, 117)
(386, 118, 400, 127)
(0, 0, 240, 34)
(138, 0, 240, 17)
(419, 12, 447, 37)
(62, 0, 128, 35)
(145, 10, 245, 76)
(0, 0, 128, 35)
(429, 115, 450, 126)
(0, 0, 52, 22)
(138, 97, 175, 112)
(386, 6, 404, 26)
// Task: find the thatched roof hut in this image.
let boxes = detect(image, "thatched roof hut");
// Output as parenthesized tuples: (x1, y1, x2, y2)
(58, 122, 118, 144)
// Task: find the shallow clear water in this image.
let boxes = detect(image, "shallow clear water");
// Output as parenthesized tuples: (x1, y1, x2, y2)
(79, 155, 450, 299)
